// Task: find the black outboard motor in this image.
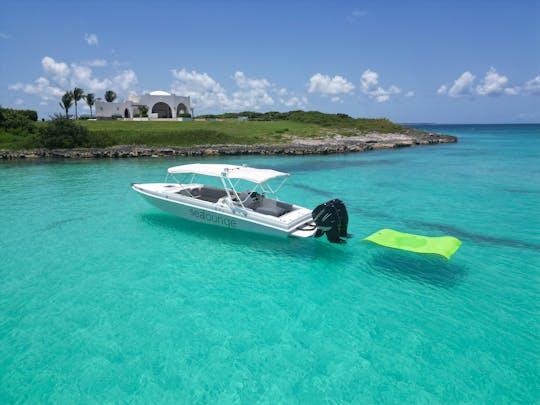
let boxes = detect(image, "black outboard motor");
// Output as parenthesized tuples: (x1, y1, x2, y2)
(312, 199, 351, 243)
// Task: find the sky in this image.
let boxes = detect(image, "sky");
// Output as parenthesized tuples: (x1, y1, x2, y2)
(0, 0, 539, 123)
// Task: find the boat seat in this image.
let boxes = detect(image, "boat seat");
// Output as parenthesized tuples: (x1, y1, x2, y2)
(177, 188, 198, 198)
(255, 206, 286, 217)
(255, 198, 287, 217)
(198, 186, 228, 203)
(275, 200, 294, 212)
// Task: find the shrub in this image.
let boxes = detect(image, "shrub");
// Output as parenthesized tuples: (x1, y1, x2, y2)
(2, 115, 35, 135)
(38, 117, 89, 149)
(0, 108, 36, 136)
(111, 114, 123, 120)
(186, 110, 408, 133)
(24, 109, 38, 121)
(1, 108, 39, 122)
(177, 113, 192, 118)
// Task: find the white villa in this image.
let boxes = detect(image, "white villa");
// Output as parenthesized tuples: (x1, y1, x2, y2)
(95, 91, 192, 119)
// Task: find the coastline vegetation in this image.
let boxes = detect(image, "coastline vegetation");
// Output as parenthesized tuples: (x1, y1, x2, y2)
(0, 107, 423, 150)
(198, 110, 406, 131)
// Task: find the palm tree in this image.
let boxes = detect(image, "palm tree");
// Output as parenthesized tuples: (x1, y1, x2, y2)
(59, 91, 74, 118)
(104, 90, 117, 103)
(73, 87, 84, 119)
(85, 93, 95, 117)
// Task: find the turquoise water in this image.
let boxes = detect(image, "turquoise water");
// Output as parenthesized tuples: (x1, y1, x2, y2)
(1, 124, 539, 403)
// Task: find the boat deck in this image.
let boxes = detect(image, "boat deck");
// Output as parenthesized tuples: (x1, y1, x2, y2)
(136, 183, 302, 218)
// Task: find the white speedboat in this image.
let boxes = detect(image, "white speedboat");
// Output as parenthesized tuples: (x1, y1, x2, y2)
(132, 163, 350, 242)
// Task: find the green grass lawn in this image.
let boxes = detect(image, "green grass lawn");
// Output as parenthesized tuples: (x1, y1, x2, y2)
(0, 130, 31, 150)
(0, 117, 418, 150)
(78, 120, 322, 146)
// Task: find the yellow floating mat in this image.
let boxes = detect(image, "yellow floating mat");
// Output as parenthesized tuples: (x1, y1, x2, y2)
(363, 228, 462, 259)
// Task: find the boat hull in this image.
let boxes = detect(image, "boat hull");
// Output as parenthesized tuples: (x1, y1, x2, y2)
(136, 188, 307, 238)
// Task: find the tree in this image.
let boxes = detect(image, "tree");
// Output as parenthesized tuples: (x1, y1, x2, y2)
(38, 116, 89, 149)
(104, 90, 117, 102)
(73, 87, 84, 119)
(0, 107, 36, 135)
(138, 105, 148, 117)
(59, 91, 74, 118)
(85, 93, 95, 117)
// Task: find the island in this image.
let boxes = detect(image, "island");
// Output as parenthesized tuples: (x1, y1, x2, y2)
(0, 109, 456, 159)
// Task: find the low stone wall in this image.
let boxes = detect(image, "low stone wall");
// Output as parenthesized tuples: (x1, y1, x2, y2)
(0, 132, 457, 160)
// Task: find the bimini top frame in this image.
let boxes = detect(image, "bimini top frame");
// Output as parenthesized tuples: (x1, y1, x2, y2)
(167, 163, 288, 184)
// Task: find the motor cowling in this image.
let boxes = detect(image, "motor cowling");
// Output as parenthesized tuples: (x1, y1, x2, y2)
(312, 199, 351, 243)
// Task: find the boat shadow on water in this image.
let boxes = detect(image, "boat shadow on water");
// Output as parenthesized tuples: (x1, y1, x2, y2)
(139, 212, 350, 264)
(365, 247, 467, 288)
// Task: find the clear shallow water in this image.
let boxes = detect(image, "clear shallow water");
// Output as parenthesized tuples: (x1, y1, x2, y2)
(1, 124, 539, 403)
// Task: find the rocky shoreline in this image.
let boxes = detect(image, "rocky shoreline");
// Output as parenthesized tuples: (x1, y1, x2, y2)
(0, 132, 456, 160)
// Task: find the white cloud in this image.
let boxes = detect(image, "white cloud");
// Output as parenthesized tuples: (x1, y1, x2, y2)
(171, 68, 307, 111)
(307, 73, 355, 95)
(282, 95, 308, 108)
(230, 88, 274, 110)
(42, 56, 70, 86)
(233, 71, 270, 90)
(85, 59, 108, 67)
(9, 56, 138, 102)
(276, 87, 308, 108)
(476, 67, 509, 96)
(9, 77, 64, 100)
(67, 63, 137, 95)
(84, 33, 98, 46)
(437, 84, 448, 95)
(524, 76, 540, 94)
(360, 69, 401, 102)
(10, 57, 309, 112)
(0, 32, 9, 39)
(170, 68, 229, 109)
(504, 87, 520, 95)
(439, 68, 528, 97)
(405, 91, 415, 97)
(230, 71, 274, 110)
(447, 71, 475, 97)
(70, 64, 110, 92)
(15, 98, 24, 105)
(171, 69, 226, 94)
(112, 69, 138, 92)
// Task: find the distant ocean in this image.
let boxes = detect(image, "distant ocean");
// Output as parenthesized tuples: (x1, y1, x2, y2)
(1, 124, 539, 402)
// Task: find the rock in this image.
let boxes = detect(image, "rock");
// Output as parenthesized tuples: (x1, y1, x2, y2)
(0, 132, 457, 160)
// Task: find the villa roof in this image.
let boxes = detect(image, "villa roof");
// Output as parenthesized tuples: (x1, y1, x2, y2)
(149, 90, 171, 96)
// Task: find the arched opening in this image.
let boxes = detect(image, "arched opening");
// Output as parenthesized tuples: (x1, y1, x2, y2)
(177, 103, 189, 116)
(151, 102, 172, 118)
(124, 108, 130, 119)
